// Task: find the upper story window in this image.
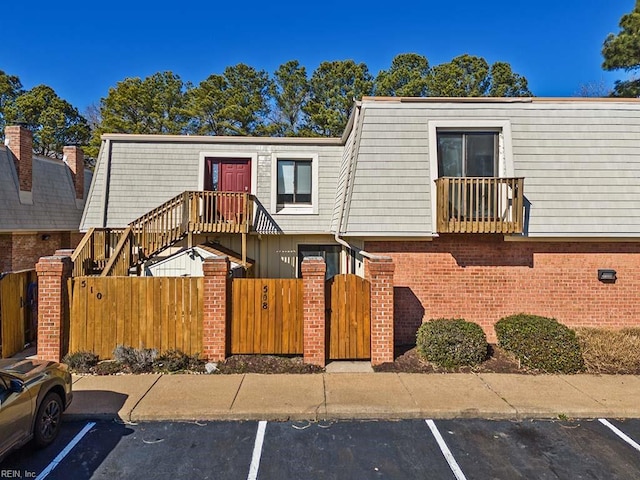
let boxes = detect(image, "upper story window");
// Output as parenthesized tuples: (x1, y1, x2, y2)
(277, 159, 312, 205)
(437, 131, 498, 177)
(271, 153, 319, 214)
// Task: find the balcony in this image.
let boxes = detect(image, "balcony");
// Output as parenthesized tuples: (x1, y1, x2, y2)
(435, 177, 524, 234)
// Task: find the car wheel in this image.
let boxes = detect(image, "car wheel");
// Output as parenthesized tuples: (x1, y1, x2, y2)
(33, 392, 63, 447)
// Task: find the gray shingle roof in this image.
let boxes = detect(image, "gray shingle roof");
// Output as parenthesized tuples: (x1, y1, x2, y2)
(0, 146, 91, 232)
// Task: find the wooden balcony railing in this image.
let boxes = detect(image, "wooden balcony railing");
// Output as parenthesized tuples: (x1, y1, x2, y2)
(133, 191, 254, 259)
(435, 177, 524, 234)
(72, 191, 254, 276)
(71, 227, 127, 276)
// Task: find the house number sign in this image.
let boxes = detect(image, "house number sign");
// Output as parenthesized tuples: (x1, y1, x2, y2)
(262, 285, 268, 309)
(79, 280, 103, 300)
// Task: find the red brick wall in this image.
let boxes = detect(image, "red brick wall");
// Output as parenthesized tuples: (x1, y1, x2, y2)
(0, 235, 12, 272)
(366, 257, 395, 365)
(9, 232, 74, 272)
(301, 257, 326, 367)
(366, 235, 640, 344)
(36, 255, 72, 362)
(202, 257, 229, 361)
(5, 125, 33, 192)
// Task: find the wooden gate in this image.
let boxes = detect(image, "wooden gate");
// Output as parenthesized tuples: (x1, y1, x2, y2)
(326, 274, 371, 360)
(69, 277, 203, 359)
(0, 271, 35, 358)
(230, 278, 303, 354)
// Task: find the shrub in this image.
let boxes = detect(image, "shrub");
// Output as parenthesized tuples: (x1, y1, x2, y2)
(494, 314, 584, 373)
(153, 350, 205, 373)
(416, 318, 488, 368)
(576, 328, 640, 374)
(63, 351, 99, 373)
(113, 345, 158, 373)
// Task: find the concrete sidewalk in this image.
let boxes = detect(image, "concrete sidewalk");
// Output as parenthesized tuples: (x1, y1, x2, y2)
(64, 372, 640, 422)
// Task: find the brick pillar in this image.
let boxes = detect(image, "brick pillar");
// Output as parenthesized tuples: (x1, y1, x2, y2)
(202, 257, 229, 361)
(36, 255, 72, 362)
(5, 125, 33, 192)
(63, 146, 84, 200)
(301, 257, 326, 367)
(366, 256, 395, 366)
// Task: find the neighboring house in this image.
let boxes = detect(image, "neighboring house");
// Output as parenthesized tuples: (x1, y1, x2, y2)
(79, 97, 640, 343)
(0, 126, 91, 273)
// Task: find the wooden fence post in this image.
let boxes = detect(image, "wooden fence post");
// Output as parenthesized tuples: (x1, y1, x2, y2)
(301, 257, 326, 367)
(365, 256, 395, 366)
(202, 256, 229, 361)
(36, 255, 72, 362)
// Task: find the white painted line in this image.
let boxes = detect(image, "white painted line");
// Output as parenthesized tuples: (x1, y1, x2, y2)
(247, 420, 267, 480)
(426, 419, 467, 480)
(599, 418, 640, 453)
(36, 421, 96, 480)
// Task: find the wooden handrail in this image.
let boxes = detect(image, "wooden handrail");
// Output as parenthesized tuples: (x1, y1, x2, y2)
(101, 226, 134, 276)
(77, 191, 254, 276)
(435, 177, 524, 234)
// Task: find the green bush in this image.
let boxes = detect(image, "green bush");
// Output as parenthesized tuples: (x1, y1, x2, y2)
(63, 351, 99, 373)
(416, 318, 488, 368)
(495, 314, 584, 373)
(113, 345, 158, 373)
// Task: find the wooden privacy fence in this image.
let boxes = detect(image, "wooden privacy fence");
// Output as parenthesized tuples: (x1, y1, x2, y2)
(326, 274, 371, 360)
(0, 270, 36, 358)
(69, 276, 203, 359)
(230, 278, 303, 355)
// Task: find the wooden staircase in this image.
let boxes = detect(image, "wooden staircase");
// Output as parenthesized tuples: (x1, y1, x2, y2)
(71, 191, 253, 276)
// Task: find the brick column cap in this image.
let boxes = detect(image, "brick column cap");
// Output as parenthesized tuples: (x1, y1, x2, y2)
(36, 256, 72, 275)
(301, 257, 326, 275)
(203, 256, 230, 275)
(366, 256, 395, 273)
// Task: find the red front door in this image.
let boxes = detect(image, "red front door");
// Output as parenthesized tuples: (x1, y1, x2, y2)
(219, 160, 251, 193)
(204, 158, 251, 222)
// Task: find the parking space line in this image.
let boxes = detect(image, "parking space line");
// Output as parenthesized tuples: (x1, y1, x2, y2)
(425, 419, 467, 480)
(599, 418, 640, 453)
(36, 421, 96, 480)
(247, 420, 267, 480)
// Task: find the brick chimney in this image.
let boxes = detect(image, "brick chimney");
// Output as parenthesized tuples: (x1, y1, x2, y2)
(5, 125, 33, 193)
(63, 146, 84, 200)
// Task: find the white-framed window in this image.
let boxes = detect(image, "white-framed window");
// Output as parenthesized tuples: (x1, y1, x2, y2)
(271, 153, 319, 214)
(428, 119, 514, 231)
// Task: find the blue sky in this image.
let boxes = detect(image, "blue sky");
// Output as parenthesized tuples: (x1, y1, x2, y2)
(2, 1, 634, 113)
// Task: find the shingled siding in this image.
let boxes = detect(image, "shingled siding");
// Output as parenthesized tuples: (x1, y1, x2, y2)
(345, 100, 640, 238)
(82, 139, 343, 234)
(366, 238, 640, 345)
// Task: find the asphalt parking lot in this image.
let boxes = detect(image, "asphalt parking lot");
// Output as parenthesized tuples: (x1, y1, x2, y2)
(2, 418, 640, 479)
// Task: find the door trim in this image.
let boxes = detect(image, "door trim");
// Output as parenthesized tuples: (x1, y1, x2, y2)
(198, 152, 257, 195)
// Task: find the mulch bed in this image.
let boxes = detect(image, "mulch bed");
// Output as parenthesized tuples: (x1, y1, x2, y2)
(373, 344, 527, 374)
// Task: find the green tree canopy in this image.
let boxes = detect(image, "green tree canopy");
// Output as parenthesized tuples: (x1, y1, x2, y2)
(98, 71, 190, 135)
(427, 54, 531, 98)
(374, 53, 430, 97)
(428, 54, 491, 96)
(303, 60, 374, 137)
(4, 84, 90, 157)
(602, 1, 640, 96)
(188, 63, 271, 136)
(270, 60, 310, 136)
(488, 62, 532, 97)
(0, 70, 24, 138)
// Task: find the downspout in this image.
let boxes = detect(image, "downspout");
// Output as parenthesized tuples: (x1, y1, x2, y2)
(333, 102, 384, 261)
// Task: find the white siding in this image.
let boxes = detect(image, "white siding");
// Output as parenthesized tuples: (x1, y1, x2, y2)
(341, 100, 640, 238)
